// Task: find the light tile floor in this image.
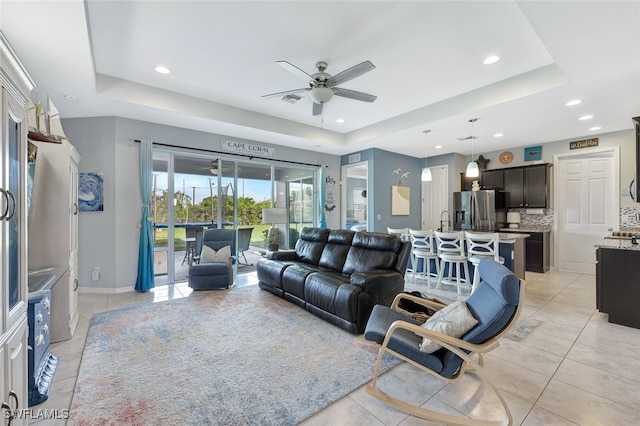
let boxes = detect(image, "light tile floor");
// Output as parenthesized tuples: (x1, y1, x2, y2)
(31, 270, 640, 425)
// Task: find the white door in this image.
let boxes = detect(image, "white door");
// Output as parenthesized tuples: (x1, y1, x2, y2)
(555, 149, 618, 274)
(422, 165, 448, 230)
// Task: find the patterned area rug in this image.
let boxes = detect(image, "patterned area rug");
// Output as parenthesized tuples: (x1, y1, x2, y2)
(68, 288, 399, 425)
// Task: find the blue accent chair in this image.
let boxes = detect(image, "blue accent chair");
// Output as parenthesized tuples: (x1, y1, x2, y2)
(188, 228, 235, 290)
(364, 259, 524, 425)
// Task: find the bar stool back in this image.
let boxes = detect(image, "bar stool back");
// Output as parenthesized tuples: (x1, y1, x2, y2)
(434, 230, 470, 295)
(408, 229, 439, 283)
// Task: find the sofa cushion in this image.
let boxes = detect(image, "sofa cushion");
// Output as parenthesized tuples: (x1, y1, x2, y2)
(319, 230, 355, 270)
(305, 272, 360, 322)
(343, 232, 400, 274)
(295, 227, 330, 265)
(282, 263, 319, 300)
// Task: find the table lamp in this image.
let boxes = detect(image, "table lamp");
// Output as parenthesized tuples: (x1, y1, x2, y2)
(262, 207, 287, 251)
(506, 212, 521, 229)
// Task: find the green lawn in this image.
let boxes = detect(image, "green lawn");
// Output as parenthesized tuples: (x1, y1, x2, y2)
(153, 225, 270, 250)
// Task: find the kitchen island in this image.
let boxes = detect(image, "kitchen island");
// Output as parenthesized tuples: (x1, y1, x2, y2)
(497, 232, 529, 280)
(595, 238, 640, 329)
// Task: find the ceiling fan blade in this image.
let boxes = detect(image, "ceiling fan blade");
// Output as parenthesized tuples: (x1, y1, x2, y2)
(261, 88, 310, 99)
(333, 87, 377, 102)
(329, 61, 375, 86)
(312, 102, 323, 116)
(276, 60, 314, 81)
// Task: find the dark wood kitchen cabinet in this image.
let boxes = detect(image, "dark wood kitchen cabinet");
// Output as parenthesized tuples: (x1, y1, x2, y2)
(481, 169, 504, 190)
(459, 169, 504, 191)
(596, 247, 640, 329)
(504, 164, 550, 208)
(503, 230, 550, 273)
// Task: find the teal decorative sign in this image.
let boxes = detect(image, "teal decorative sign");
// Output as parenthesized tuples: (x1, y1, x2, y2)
(524, 145, 542, 161)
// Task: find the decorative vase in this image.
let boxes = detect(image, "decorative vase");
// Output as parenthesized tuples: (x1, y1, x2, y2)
(471, 180, 480, 192)
(267, 226, 281, 251)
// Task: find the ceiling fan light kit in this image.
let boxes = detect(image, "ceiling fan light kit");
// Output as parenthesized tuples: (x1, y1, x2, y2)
(263, 60, 376, 116)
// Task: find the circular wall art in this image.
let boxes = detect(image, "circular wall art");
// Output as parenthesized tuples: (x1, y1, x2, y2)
(499, 151, 514, 164)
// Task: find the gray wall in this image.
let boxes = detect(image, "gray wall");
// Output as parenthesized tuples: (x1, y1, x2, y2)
(63, 116, 342, 292)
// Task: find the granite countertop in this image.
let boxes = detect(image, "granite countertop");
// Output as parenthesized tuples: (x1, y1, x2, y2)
(499, 225, 552, 233)
(498, 232, 530, 242)
(595, 240, 640, 251)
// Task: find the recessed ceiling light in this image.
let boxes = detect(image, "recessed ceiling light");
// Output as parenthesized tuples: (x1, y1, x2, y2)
(483, 55, 500, 65)
(566, 99, 582, 106)
(589, 126, 602, 131)
(435, 145, 443, 149)
(154, 65, 171, 74)
(494, 133, 504, 138)
(336, 118, 344, 123)
(579, 114, 593, 121)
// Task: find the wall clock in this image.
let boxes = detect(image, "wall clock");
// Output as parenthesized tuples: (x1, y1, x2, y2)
(499, 151, 514, 164)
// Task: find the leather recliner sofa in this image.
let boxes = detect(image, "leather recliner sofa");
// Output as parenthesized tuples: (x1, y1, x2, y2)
(257, 227, 411, 334)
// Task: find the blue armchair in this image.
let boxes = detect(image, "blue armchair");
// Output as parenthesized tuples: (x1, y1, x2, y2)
(188, 228, 235, 290)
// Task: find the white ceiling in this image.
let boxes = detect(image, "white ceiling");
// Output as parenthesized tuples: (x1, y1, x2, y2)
(2, 0, 639, 159)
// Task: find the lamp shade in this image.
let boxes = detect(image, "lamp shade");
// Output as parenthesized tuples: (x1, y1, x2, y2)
(466, 161, 480, 177)
(506, 212, 521, 229)
(262, 207, 287, 225)
(421, 167, 432, 182)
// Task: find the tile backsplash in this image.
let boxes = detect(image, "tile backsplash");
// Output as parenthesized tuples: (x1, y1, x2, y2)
(620, 206, 640, 230)
(504, 207, 640, 231)
(509, 208, 554, 227)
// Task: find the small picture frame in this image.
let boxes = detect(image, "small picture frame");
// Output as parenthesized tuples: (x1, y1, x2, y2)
(524, 145, 542, 161)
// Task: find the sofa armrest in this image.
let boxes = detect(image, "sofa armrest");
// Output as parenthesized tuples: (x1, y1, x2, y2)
(350, 270, 403, 292)
(267, 250, 297, 261)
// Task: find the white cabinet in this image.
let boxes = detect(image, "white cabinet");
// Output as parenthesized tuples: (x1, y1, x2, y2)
(1, 32, 34, 425)
(28, 139, 80, 342)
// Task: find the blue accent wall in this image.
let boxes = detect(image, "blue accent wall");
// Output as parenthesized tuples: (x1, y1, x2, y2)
(342, 148, 423, 232)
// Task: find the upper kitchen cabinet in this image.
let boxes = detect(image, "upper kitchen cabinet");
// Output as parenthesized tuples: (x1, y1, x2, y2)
(504, 164, 551, 208)
(459, 169, 504, 191)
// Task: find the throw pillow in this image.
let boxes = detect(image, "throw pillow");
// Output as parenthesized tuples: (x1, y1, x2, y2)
(418, 301, 478, 353)
(200, 245, 231, 263)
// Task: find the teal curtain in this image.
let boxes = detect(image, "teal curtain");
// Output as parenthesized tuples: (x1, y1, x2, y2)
(135, 139, 155, 291)
(318, 166, 327, 228)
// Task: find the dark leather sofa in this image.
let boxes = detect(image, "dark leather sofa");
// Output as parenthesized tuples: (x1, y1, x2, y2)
(257, 227, 411, 334)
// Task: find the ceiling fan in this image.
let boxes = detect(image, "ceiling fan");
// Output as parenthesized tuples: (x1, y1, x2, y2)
(262, 60, 377, 116)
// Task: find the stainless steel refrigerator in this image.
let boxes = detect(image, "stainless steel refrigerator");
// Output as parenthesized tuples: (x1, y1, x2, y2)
(453, 190, 506, 231)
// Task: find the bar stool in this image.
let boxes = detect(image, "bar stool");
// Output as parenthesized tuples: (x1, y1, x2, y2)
(435, 230, 471, 295)
(409, 229, 439, 284)
(465, 232, 504, 294)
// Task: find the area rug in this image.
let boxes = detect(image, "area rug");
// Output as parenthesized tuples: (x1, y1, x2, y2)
(68, 288, 400, 425)
(504, 317, 541, 342)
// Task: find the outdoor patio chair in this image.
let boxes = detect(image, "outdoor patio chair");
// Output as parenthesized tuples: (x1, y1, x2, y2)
(364, 259, 524, 425)
(237, 227, 254, 266)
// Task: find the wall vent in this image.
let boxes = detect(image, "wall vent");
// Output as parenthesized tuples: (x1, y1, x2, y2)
(348, 153, 361, 164)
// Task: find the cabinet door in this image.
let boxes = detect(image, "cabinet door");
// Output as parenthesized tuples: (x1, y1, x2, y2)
(2, 90, 28, 330)
(460, 173, 474, 191)
(482, 170, 504, 189)
(2, 320, 28, 426)
(69, 160, 79, 331)
(524, 165, 547, 208)
(504, 168, 524, 207)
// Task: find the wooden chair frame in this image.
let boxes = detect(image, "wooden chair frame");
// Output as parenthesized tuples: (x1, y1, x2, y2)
(367, 285, 525, 426)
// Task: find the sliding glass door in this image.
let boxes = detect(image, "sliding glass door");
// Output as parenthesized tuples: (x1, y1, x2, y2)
(152, 150, 318, 285)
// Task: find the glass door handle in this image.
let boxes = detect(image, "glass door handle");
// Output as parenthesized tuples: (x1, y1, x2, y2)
(5, 190, 16, 220)
(74, 202, 78, 215)
(0, 188, 7, 220)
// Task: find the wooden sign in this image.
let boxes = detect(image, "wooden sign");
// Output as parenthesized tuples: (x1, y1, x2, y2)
(570, 138, 599, 150)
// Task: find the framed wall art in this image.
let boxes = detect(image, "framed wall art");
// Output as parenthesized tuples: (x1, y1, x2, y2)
(391, 185, 410, 215)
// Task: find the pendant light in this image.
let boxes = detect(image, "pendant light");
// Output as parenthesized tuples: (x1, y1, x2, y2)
(421, 129, 432, 182)
(465, 118, 480, 178)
